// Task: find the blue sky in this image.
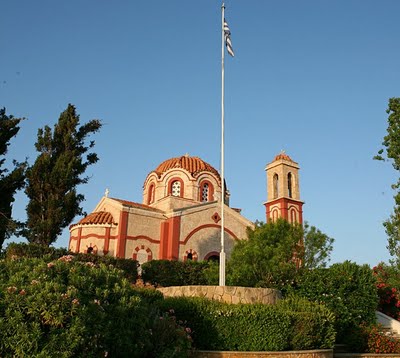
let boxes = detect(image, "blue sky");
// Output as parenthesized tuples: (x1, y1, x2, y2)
(1, 0, 399, 266)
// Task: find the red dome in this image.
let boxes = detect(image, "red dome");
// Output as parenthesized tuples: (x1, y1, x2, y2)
(153, 155, 220, 181)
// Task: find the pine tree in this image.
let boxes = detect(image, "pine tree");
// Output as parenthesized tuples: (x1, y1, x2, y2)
(0, 108, 26, 248)
(24, 104, 102, 245)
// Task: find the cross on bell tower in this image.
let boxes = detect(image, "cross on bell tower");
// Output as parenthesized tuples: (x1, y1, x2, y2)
(264, 152, 304, 224)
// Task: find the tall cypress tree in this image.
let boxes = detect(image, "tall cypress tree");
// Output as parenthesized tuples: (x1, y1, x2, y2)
(0, 108, 26, 248)
(25, 104, 102, 245)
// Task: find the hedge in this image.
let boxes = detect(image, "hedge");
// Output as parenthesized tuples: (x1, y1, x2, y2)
(141, 259, 216, 287)
(158, 295, 336, 351)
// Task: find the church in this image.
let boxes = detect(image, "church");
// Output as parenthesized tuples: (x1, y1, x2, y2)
(68, 152, 304, 266)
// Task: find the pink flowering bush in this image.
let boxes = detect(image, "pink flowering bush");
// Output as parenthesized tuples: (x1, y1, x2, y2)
(148, 309, 193, 357)
(0, 256, 192, 357)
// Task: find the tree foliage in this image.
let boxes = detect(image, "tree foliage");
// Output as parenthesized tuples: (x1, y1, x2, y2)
(374, 98, 400, 261)
(0, 108, 26, 248)
(24, 104, 102, 245)
(303, 222, 335, 269)
(227, 219, 334, 289)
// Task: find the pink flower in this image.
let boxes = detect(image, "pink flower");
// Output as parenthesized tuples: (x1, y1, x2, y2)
(6, 286, 17, 293)
(72, 298, 80, 305)
(47, 262, 55, 268)
(58, 255, 74, 262)
(19, 289, 26, 296)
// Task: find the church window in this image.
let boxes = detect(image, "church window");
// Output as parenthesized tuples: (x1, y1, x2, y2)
(147, 183, 155, 204)
(171, 181, 181, 197)
(187, 252, 193, 260)
(201, 183, 209, 202)
(273, 174, 279, 199)
(290, 208, 297, 223)
(288, 173, 293, 198)
(199, 180, 214, 202)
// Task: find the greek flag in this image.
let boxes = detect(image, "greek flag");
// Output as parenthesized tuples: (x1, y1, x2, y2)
(224, 18, 235, 57)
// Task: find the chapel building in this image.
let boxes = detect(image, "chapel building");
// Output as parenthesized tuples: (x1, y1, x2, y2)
(69, 152, 303, 265)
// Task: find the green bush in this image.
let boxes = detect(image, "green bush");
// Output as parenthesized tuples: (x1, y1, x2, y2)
(158, 296, 336, 351)
(0, 256, 149, 357)
(5, 243, 139, 282)
(276, 296, 336, 350)
(5, 242, 69, 260)
(74, 253, 139, 282)
(141, 260, 211, 287)
(291, 261, 378, 344)
(0, 256, 191, 357)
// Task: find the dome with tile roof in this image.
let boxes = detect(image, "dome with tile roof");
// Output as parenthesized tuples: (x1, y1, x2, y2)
(273, 152, 296, 163)
(153, 154, 221, 181)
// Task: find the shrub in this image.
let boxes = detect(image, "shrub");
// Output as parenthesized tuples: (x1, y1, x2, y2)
(292, 261, 378, 344)
(74, 253, 139, 282)
(0, 256, 193, 357)
(366, 324, 400, 354)
(5, 243, 139, 282)
(276, 296, 336, 350)
(148, 309, 193, 357)
(141, 260, 211, 287)
(5, 242, 69, 260)
(0, 256, 149, 357)
(373, 263, 400, 320)
(158, 296, 336, 351)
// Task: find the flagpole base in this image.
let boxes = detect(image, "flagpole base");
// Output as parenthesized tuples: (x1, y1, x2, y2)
(219, 251, 226, 286)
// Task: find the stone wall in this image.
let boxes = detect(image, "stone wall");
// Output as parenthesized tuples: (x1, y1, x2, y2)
(192, 349, 333, 358)
(157, 285, 282, 304)
(335, 355, 400, 358)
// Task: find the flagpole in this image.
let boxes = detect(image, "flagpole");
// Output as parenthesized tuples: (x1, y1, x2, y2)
(219, 2, 226, 287)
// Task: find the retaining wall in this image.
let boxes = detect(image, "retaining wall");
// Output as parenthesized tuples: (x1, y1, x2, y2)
(158, 285, 282, 304)
(192, 349, 333, 358)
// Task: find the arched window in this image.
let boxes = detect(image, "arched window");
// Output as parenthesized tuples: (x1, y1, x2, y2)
(204, 251, 220, 262)
(290, 208, 297, 223)
(168, 178, 184, 198)
(147, 183, 155, 204)
(199, 181, 214, 202)
(272, 209, 279, 221)
(273, 174, 279, 199)
(201, 183, 209, 202)
(187, 252, 193, 260)
(288, 173, 293, 198)
(171, 180, 181, 197)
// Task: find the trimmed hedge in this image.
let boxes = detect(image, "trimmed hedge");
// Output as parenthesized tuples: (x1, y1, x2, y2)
(141, 259, 215, 287)
(158, 295, 336, 351)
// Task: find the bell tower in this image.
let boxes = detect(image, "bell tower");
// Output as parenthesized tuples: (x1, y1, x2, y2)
(264, 152, 304, 224)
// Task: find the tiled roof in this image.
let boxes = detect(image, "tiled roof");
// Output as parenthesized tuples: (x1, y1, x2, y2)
(78, 211, 115, 225)
(111, 198, 164, 213)
(274, 152, 295, 162)
(153, 155, 221, 181)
